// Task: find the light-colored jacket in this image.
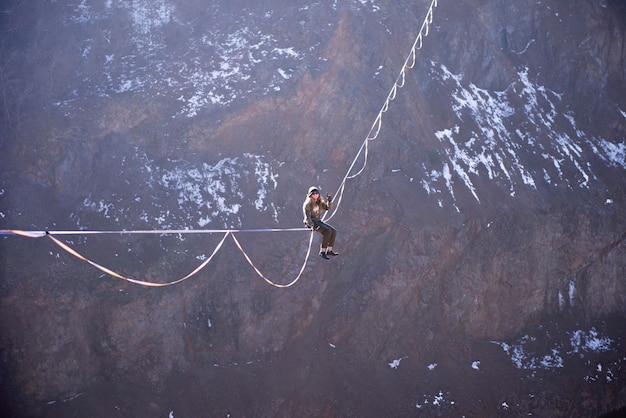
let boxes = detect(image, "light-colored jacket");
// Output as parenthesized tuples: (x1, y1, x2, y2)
(302, 197, 332, 228)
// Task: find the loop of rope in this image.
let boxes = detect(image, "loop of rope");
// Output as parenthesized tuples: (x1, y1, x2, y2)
(396, 68, 407, 89)
(370, 113, 383, 140)
(45, 231, 230, 287)
(407, 45, 418, 69)
(230, 231, 315, 288)
(0, 0, 440, 287)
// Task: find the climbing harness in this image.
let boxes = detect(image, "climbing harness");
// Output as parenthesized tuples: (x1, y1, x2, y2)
(0, 0, 440, 288)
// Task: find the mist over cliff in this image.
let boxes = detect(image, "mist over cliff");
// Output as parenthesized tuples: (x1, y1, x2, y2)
(1, 0, 625, 416)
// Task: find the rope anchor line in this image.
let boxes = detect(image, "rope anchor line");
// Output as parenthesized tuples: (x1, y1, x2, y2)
(325, 0, 438, 222)
(0, 0, 440, 288)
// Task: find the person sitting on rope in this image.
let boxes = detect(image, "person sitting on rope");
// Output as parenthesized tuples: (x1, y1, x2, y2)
(303, 186, 338, 260)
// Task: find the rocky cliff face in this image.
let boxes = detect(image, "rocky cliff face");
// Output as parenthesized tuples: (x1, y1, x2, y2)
(1, 0, 625, 416)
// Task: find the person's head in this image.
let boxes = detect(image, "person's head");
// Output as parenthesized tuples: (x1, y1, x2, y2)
(307, 186, 320, 200)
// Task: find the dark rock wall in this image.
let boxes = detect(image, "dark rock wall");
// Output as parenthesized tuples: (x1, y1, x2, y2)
(1, 0, 625, 416)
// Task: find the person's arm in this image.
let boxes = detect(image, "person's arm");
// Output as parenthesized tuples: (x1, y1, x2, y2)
(323, 195, 333, 211)
(303, 202, 313, 228)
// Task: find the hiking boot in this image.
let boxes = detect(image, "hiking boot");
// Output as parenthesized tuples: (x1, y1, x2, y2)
(327, 250, 339, 256)
(320, 251, 330, 260)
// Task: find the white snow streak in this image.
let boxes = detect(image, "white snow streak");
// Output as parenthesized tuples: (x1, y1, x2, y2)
(80, 152, 280, 230)
(421, 63, 626, 208)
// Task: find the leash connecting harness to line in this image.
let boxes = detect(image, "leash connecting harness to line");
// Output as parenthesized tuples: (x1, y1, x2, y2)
(0, 0, 439, 288)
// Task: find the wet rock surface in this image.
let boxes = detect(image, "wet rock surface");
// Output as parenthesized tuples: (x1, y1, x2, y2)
(1, 0, 625, 416)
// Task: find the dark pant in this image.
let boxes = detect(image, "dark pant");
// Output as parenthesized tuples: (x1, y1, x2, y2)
(314, 221, 337, 248)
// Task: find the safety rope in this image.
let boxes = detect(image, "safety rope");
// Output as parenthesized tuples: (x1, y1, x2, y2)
(231, 232, 315, 288)
(0, 0, 440, 287)
(0, 228, 313, 288)
(324, 0, 438, 223)
(46, 231, 229, 287)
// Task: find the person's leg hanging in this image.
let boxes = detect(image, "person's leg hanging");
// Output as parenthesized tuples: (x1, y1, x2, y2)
(317, 223, 331, 259)
(321, 222, 338, 256)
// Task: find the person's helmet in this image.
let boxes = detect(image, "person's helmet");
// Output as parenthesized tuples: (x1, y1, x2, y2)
(307, 186, 319, 196)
